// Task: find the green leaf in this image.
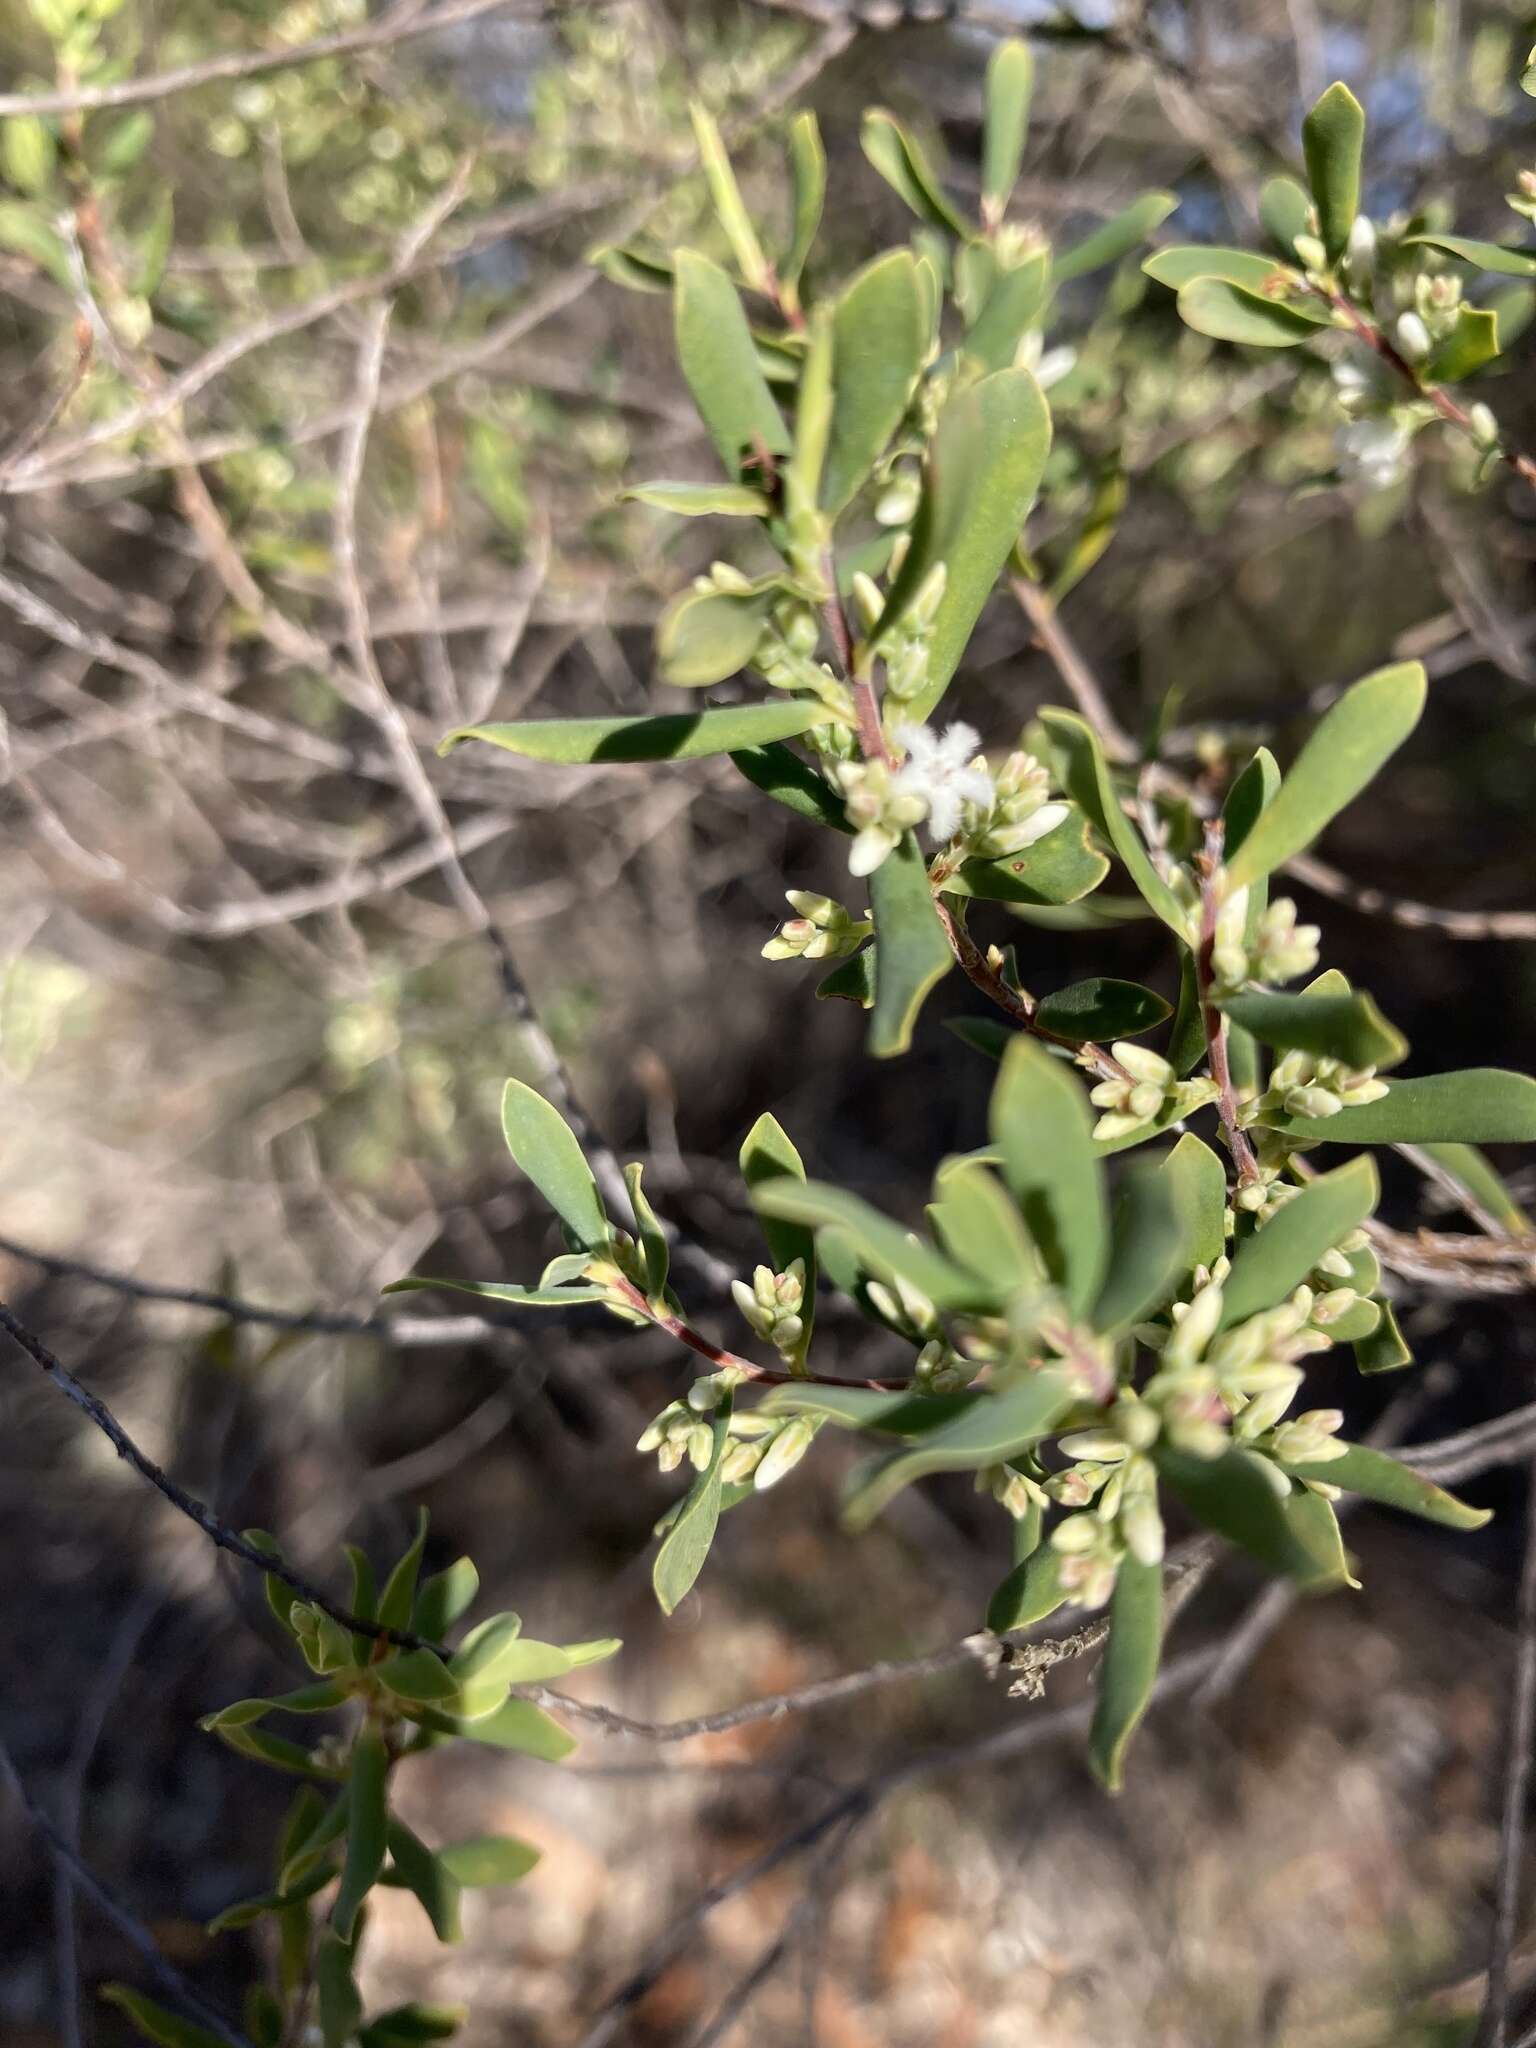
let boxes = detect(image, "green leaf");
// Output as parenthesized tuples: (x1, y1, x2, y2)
(1053, 191, 1178, 283)
(653, 1398, 733, 1615)
(1143, 246, 1300, 293)
(1089, 1555, 1162, 1792)
(689, 103, 770, 292)
(1264, 1069, 1536, 1144)
(1302, 81, 1364, 261)
(94, 109, 154, 178)
(1092, 1161, 1187, 1332)
(991, 1037, 1107, 1316)
(377, 1506, 428, 1636)
(656, 583, 777, 688)
(1259, 174, 1311, 256)
(730, 739, 849, 829)
(752, 1178, 993, 1312)
(359, 2004, 464, 2048)
(1176, 276, 1321, 347)
(1036, 977, 1171, 1043)
(843, 1368, 1074, 1530)
(945, 1015, 1012, 1062)
(413, 1558, 480, 1640)
(860, 108, 967, 236)
(209, 1866, 334, 1933)
(1220, 1156, 1378, 1327)
(345, 1546, 377, 1662)
(868, 831, 952, 1058)
(817, 947, 876, 1006)
(1225, 662, 1427, 888)
(332, 1728, 388, 1941)
(444, 701, 821, 765)
(763, 1385, 976, 1434)
(384, 1274, 607, 1309)
(875, 367, 1052, 720)
(783, 110, 825, 288)
(983, 38, 1033, 215)
(424, 1697, 576, 1762)
(1161, 1133, 1228, 1275)
(1, 114, 56, 197)
(1038, 710, 1184, 930)
(437, 1836, 541, 1887)
(1216, 990, 1407, 1071)
(376, 1649, 459, 1705)
(1416, 1142, 1532, 1234)
(590, 243, 673, 294)
(740, 1113, 815, 1363)
(823, 250, 926, 514)
(673, 249, 789, 477)
(100, 1989, 231, 2048)
(964, 249, 1050, 373)
(1280, 1442, 1490, 1530)
(1353, 1299, 1413, 1375)
(927, 1159, 1040, 1293)
(987, 1543, 1069, 1632)
(211, 1723, 336, 1778)
(788, 304, 834, 512)
(499, 1080, 608, 1253)
(316, 1930, 363, 2048)
(1426, 303, 1501, 383)
(199, 1681, 350, 1730)
(617, 1161, 666, 1299)
(386, 1820, 462, 1945)
(0, 197, 70, 287)
(940, 812, 1109, 908)
(1286, 1484, 1357, 1589)
(1403, 233, 1536, 277)
(1155, 1446, 1330, 1583)
(622, 481, 770, 517)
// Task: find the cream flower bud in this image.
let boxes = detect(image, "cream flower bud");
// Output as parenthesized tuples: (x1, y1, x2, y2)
(754, 1415, 816, 1491)
(1396, 311, 1432, 361)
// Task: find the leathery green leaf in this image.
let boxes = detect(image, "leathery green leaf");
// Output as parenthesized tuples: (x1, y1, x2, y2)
(413, 1557, 480, 1640)
(1036, 977, 1171, 1043)
(1053, 191, 1178, 283)
(477, 700, 821, 764)
(987, 1544, 1069, 1632)
(991, 1037, 1107, 1316)
(940, 812, 1109, 908)
(656, 583, 777, 688)
(1263, 1069, 1536, 1145)
(1092, 1160, 1187, 1332)
(500, 1080, 608, 1253)
(783, 110, 825, 288)
(378, 1507, 429, 1633)
(982, 38, 1033, 216)
(1038, 709, 1184, 930)
(860, 108, 967, 236)
(868, 831, 951, 1057)
(316, 1930, 363, 2048)
(438, 1836, 541, 1887)
(1404, 233, 1536, 278)
(1161, 1132, 1228, 1275)
(1219, 1156, 1378, 1327)
(386, 1819, 462, 1945)
(927, 1158, 1040, 1292)
(1155, 1446, 1330, 1583)
(653, 1397, 733, 1615)
(752, 1177, 995, 1312)
(842, 1368, 1074, 1530)
(673, 249, 789, 476)
(817, 947, 876, 1007)
(1225, 662, 1427, 887)
(384, 1274, 608, 1309)
(730, 739, 850, 829)
(624, 1161, 670, 1300)
(1280, 1442, 1490, 1530)
(100, 1990, 231, 2048)
(622, 481, 770, 517)
(689, 103, 770, 292)
(740, 1113, 816, 1362)
(1302, 81, 1364, 261)
(1426, 303, 1501, 383)
(823, 250, 926, 514)
(332, 1728, 388, 1940)
(1259, 174, 1311, 256)
(421, 1697, 576, 1762)
(590, 243, 673, 294)
(1176, 276, 1321, 347)
(964, 249, 1050, 373)
(1143, 245, 1301, 293)
(1217, 990, 1408, 1071)
(875, 368, 1051, 720)
(1353, 1299, 1413, 1375)
(1089, 1555, 1163, 1792)
(762, 1384, 977, 1433)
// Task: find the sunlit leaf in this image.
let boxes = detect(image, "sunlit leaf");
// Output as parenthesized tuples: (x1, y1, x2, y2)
(1143, 246, 1301, 293)
(991, 1037, 1107, 1316)
(621, 481, 771, 517)
(1038, 710, 1184, 929)
(653, 1398, 732, 1614)
(1262, 1068, 1536, 1144)
(1302, 80, 1364, 261)
(823, 250, 926, 513)
(868, 831, 952, 1057)
(1160, 1132, 1228, 1275)
(498, 1080, 608, 1255)
(1426, 303, 1500, 382)
(1216, 989, 1407, 1070)
(438, 1836, 541, 1887)
(783, 109, 825, 287)
(982, 38, 1033, 216)
(1054, 191, 1178, 283)
(332, 1728, 388, 1940)
(741, 1112, 816, 1364)
(860, 108, 967, 236)
(1218, 1156, 1378, 1327)
(1279, 1442, 1490, 1530)
(842, 1368, 1074, 1529)
(1092, 1160, 1187, 1332)
(939, 812, 1110, 908)
(1403, 232, 1536, 277)
(673, 249, 789, 476)
(1176, 276, 1321, 347)
(443, 702, 823, 765)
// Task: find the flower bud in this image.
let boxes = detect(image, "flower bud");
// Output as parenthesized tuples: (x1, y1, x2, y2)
(1395, 311, 1432, 362)
(754, 1415, 816, 1490)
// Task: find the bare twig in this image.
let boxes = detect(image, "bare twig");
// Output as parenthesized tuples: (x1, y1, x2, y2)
(1474, 1456, 1536, 2048)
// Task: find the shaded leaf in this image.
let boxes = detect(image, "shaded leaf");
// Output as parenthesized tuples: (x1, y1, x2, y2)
(316, 1930, 363, 2048)
(823, 249, 926, 513)
(1426, 303, 1500, 383)
(1302, 80, 1364, 261)
(987, 1544, 1068, 1632)
(1259, 175, 1311, 256)
(622, 481, 770, 516)
(1415, 1142, 1531, 1235)
(420, 1697, 576, 1762)
(783, 109, 825, 288)
(386, 1820, 462, 1945)
(741, 1113, 816, 1360)
(1279, 1442, 1490, 1530)
(100, 1990, 231, 2048)
(730, 739, 849, 828)
(656, 583, 777, 688)
(673, 249, 788, 476)
(1092, 1161, 1187, 1332)
(843, 1368, 1074, 1530)
(753, 1178, 994, 1311)
(860, 108, 967, 236)
(1143, 246, 1300, 293)
(413, 1558, 480, 1640)
(1404, 232, 1536, 277)
(1089, 1555, 1162, 1792)
(991, 1037, 1107, 1316)
(498, 1080, 608, 1255)
(927, 1159, 1039, 1292)
(591, 244, 673, 293)
(376, 1650, 459, 1705)
(1036, 977, 1171, 1042)
(1160, 1132, 1228, 1275)
(1216, 990, 1407, 1071)
(1155, 1446, 1329, 1583)
(817, 947, 876, 1007)
(964, 249, 1050, 373)
(1038, 710, 1184, 929)
(868, 831, 952, 1058)
(1353, 1299, 1413, 1375)
(332, 1729, 388, 1940)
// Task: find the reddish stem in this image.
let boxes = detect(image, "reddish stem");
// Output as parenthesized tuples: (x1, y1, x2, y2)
(1195, 821, 1261, 1186)
(615, 1278, 910, 1391)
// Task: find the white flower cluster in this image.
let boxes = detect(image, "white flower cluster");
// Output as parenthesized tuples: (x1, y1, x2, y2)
(1174, 867, 1320, 992)
(1260, 1046, 1390, 1122)
(730, 1259, 808, 1360)
(832, 722, 1068, 880)
(760, 892, 871, 964)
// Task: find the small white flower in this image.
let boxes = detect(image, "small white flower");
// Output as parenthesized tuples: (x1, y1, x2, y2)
(890, 721, 995, 844)
(1336, 415, 1410, 490)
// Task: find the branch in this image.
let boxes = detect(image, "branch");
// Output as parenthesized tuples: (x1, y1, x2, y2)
(1474, 1454, 1536, 2048)
(1195, 820, 1261, 1184)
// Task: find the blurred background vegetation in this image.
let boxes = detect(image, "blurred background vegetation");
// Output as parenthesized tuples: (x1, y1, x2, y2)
(3, 0, 1536, 2042)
